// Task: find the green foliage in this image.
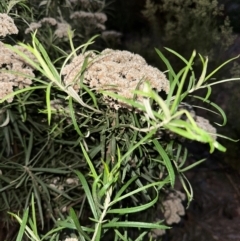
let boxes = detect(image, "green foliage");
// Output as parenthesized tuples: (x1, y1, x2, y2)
(14, 0, 116, 61)
(0, 0, 30, 14)
(1, 31, 239, 240)
(0, 1, 239, 240)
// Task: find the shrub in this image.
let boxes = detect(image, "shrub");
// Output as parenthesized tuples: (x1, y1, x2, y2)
(0, 2, 239, 241)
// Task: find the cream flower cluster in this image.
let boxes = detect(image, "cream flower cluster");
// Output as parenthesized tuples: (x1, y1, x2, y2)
(0, 13, 18, 37)
(70, 11, 107, 31)
(0, 14, 35, 103)
(62, 49, 170, 109)
(0, 42, 35, 103)
(25, 17, 70, 39)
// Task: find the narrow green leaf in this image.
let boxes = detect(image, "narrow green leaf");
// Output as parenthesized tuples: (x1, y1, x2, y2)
(196, 55, 208, 89)
(29, 168, 70, 174)
(103, 221, 169, 229)
(135, 231, 148, 241)
(41, 227, 66, 240)
(153, 139, 175, 187)
(165, 47, 191, 66)
(25, 129, 33, 166)
(12, 209, 29, 241)
(155, 48, 176, 82)
(33, 36, 60, 81)
(46, 82, 53, 125)
(81, 35, 100, 54)
(179, 173, 193, 207)
(80, 142, 98, 179)
(133, 87, 171, 120)
(171, 50, 196, 113)
(107, 188, 158, 214)
(33, 184, 44, 230)
(74, 170, 99, 220)
(31, 194, 39, 238)
(82, 84, 98, 109)
(69, 97, 83, 136)
(56, 218, 94, 233)
(190, 95, 227, 126)
(179, 158, 206, 172)
(69, 208, 91, 241)
(121, 130, 155, 162)
(166, 68, 186, 107)
(203, 85, 212, 102)
(114, 176, 138, 201)
(114, 230, 127, 241)
(205, 55, 240, 81)
(0, 85, 47, 104)
(110, 178, 169, 206)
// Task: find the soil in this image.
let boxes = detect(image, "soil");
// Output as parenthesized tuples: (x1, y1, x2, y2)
(166, 153, 240, 241)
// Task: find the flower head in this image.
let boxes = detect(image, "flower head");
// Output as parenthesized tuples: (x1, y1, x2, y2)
(70, 11, 107, 32)
(163, 191, 186, 225)
(0, 42, 35, 102)
(62, 49, 170, 109)
(0, 14, 18, 37)
(54, 23, 71, 39)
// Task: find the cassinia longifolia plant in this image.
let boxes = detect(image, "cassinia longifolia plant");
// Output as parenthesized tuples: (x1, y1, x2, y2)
(0, 2, 239, 241)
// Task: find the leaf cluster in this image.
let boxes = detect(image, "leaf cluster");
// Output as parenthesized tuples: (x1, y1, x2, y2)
(0, 23, 239, 241)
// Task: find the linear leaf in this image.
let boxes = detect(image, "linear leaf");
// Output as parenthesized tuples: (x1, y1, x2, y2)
(153, 139, 175, 187)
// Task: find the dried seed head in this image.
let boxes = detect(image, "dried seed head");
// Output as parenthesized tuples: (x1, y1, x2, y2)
(163, 190, 186, 225)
